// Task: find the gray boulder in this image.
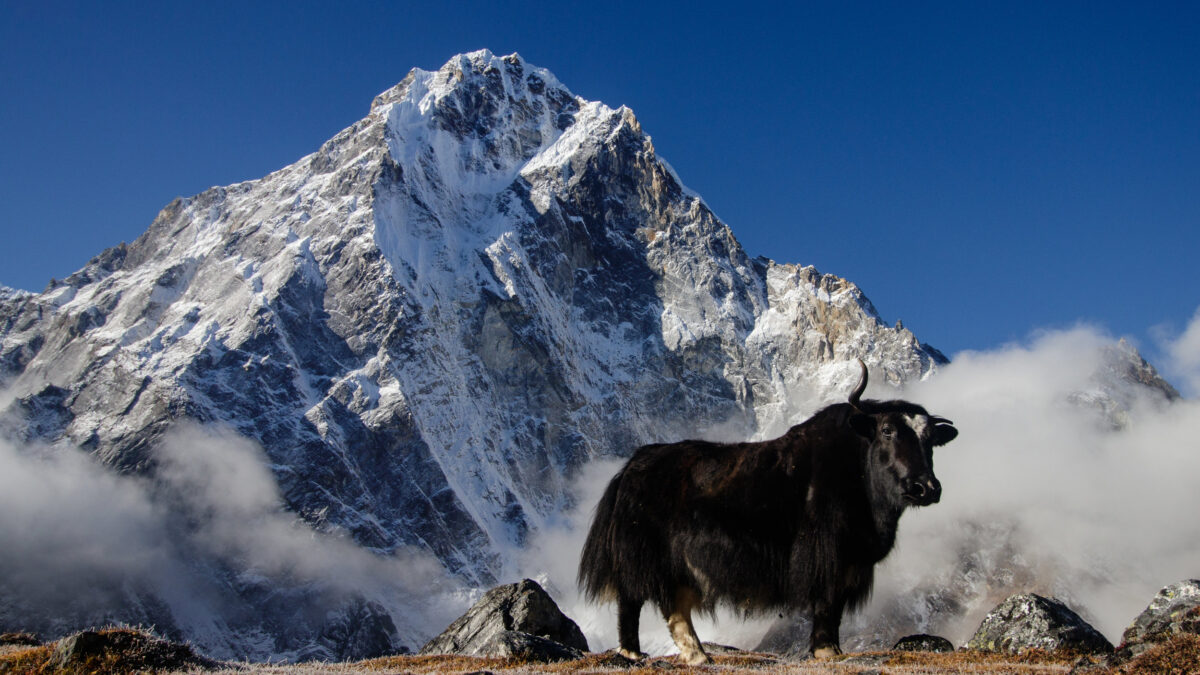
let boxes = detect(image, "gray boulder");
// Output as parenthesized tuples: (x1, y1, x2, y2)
(1114, 579, 1200, 663)
(419, 579, 588, 658)
(475, 630, 584, 661)
(893, 634, 955, 653)
(966, 594, 1112, 654)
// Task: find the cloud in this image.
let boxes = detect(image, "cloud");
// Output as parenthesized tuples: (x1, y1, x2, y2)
(1158, 306, 1200, 397)
(861, 324, 1200, 644)
(0, 436, 172, 605)
(0, 424, 465, 659)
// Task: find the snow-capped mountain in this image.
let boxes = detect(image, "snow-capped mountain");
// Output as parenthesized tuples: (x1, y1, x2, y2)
(1, 50, 1085, 659)
(1, 48, 944, 575)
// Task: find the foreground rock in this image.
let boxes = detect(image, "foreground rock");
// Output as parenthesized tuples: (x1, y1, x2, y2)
(893, 634, 955, 652)
(48, 628, 218, 672)
(473, 630, 584, 662)
(967, 594, 1112, 655)
(419, 579, 587, 660)
(1113, 578, 1200, 663)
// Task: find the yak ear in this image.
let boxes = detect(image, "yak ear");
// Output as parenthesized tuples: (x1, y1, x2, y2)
(931, 424, 959, 447)
(848, 412, 876, 439)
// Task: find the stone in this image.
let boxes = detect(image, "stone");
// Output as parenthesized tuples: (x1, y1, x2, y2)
(1113, 579, 1200, 663)
(966, 594, 1112, 655)
(47, 628, 216, 672)
(893, 634, 955, 653)
(474, 630, 583, 662)
(419, 579, 588, 656)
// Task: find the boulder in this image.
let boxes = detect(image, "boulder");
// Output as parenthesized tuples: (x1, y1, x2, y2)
(1113, 579, 1200, 663)
(419, 579, 588, 659)
(893, 634, 955, 653)
(47, 628, 217, 672)
(966, 594, 1112, 655)
(474, 630, 584, 661)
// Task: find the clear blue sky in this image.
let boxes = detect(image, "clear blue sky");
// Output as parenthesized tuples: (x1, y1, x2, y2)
(2, 1, 1197, 360)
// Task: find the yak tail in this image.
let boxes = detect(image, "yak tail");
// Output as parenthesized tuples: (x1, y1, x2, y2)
(577, 467, 624, 602)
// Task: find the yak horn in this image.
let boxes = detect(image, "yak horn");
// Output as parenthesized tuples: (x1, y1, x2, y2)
(849, 358, 868, 409)
(930, 416, 955, 426)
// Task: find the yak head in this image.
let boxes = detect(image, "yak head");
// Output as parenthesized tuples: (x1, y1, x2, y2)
(846, 361, 958, 507)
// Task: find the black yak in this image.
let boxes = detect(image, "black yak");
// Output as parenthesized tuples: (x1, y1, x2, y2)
(578, 360, 957, 664)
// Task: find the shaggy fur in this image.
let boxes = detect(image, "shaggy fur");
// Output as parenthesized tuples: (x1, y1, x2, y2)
(578, 364, 957, 662)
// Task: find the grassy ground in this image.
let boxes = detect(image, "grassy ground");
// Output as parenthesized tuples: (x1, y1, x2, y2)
(4, 631, 1199, 674)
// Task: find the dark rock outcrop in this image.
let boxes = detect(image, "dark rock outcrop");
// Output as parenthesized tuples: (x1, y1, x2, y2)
(315, 598, 404, 661)
(1113, 579, 1200, 663)
(47, 628, 217, 672)
(966, 594, 1113, 655)
(419, 579, 587, 658)
(893, 633, 955, 653)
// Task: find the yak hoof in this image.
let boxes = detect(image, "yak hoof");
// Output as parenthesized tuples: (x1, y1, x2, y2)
(616, 648, 647, 661)
(812, 645, 842, 659)
(680, 649, 712, 666)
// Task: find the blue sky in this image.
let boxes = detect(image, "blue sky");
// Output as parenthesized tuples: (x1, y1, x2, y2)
(2, 1, 1197, 361)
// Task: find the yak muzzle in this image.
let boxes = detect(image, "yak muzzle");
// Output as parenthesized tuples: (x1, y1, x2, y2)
(902, 475, 942, 506)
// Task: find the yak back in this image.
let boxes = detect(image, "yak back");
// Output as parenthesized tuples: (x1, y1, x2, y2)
(580, 401, 882, 614)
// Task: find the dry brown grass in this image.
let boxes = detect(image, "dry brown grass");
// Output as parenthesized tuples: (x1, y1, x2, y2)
(0, 643, 54, 674)
(1111, 634, 1200, 675)
(0, 633, 1137, 675)
(263, 648, 1083, 675)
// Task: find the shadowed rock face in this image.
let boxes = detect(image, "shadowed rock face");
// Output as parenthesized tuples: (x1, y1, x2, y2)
(893, 634, 955, 653)
(419, 579, 587, 657)
(966, 594, 1113, 655)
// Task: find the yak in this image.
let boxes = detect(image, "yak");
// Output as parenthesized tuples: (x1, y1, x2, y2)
(578, 360, 958, 664)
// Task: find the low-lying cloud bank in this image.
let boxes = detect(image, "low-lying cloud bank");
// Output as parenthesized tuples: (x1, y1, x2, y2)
(867, 325, 1200, 643)
(0, 425, 464, 661)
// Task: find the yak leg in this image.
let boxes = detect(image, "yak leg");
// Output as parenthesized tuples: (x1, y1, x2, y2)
(616, 596, 646, 660)
(811, 595, 846, 659)
(664, 587, 711, 666)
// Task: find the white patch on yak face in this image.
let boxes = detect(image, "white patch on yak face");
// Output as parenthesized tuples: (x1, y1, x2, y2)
(904, 414, 930, 441)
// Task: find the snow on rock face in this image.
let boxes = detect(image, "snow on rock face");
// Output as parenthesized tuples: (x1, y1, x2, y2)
(0, 51, 946, 658)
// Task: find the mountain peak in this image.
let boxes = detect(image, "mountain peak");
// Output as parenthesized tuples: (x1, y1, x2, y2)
(369, 50, 574, 115)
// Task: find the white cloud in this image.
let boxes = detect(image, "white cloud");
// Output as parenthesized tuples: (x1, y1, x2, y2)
(867, 324, 1200, 643)
(0, 424, 465, 658)
(1159, 306, 1200, 397)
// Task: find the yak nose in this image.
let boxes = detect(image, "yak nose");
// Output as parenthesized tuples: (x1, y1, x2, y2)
(903, 475, 942, 506)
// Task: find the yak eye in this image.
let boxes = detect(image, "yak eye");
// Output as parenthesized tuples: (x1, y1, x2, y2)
(881, 425, 895, 438)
